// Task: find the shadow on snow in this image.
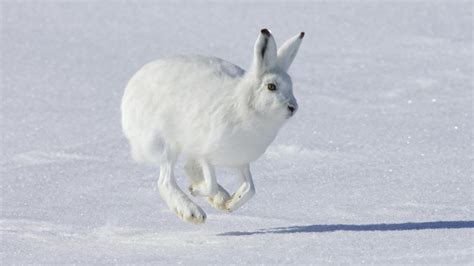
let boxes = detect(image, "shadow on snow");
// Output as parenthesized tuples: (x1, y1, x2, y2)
(219, 220, 474, 236)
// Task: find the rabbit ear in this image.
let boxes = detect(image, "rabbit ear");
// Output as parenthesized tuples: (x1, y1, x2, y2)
(276, 32, 304, 72)
(251, 29, 278, 74)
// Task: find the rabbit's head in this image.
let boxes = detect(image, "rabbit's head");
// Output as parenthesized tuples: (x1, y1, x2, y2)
(247, 29, 304, 121)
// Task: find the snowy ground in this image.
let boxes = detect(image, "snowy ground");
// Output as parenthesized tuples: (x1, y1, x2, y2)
(1, 0, 473, 264)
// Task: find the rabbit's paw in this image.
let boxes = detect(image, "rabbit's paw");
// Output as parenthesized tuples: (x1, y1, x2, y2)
(162, 188, 207, 224)
(224, 197, 238, 212)
(206, 187, 231, 211)
(171, 200, 207, 224)
(224, 183, 255, 212)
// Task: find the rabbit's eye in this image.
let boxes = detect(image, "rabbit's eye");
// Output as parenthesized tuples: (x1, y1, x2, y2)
(267, 83, 276, 91)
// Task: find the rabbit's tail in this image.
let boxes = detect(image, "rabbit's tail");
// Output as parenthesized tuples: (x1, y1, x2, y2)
(130, 144, 146, 163)
(127, 135, 169, 166)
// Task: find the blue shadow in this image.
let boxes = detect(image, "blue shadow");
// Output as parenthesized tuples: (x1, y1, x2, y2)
(219, 220, 474, 236)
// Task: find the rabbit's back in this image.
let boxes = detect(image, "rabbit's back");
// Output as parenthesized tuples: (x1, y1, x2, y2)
(121, 55, 245, 164)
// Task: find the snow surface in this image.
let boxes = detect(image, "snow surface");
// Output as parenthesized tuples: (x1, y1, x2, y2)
(1, 0, 473, 264)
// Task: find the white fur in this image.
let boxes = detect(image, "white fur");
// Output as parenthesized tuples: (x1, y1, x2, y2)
(121, 29, 304, 223)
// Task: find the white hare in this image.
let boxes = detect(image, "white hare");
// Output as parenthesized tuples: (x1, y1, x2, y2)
(121, 29, 304, 223)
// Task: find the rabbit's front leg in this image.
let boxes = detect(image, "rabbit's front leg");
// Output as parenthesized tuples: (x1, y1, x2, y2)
(188, 159, 218, 197)
(225, 164, 255, 212)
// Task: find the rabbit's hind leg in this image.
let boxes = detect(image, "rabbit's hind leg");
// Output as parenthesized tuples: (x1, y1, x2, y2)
(185, 158, 231, 211)
(158, 151, 206, 224)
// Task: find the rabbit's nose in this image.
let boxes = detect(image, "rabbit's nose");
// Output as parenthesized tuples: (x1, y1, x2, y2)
(288, 105, 297, 114)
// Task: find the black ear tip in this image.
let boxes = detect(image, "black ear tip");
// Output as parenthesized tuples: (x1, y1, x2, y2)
(261, 28, 271, 36)
(299, 32, 305, 38)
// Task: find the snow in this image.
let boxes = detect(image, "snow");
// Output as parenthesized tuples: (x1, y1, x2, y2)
(1, 0, 473, 264)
